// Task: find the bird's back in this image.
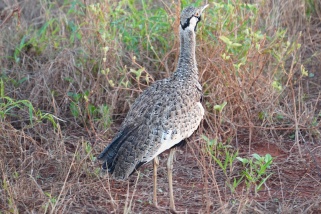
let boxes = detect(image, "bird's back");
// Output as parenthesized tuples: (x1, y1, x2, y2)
(98, 75, 204, 180)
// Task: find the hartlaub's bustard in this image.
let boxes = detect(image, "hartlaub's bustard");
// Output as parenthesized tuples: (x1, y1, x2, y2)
(98, 4, 208, 212)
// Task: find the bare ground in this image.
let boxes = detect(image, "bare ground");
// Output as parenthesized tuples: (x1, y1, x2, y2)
(2, 120, 321, 213)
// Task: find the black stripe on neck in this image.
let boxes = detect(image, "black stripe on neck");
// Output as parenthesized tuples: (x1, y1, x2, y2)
(180, 16, 201, 31)
(180, 17, 191, 30)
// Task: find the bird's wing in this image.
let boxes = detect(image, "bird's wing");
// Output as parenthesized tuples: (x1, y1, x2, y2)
(97, 119, 143, 171)
(98, 79, 203, 180)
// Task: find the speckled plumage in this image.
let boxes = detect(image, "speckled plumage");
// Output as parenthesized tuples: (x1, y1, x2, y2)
(98, 5, 206, 180)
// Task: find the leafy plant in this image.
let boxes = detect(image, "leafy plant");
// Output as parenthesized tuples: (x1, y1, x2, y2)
(214, 101, 227, 112)
(67, 91, 112, 129)
(204, 134, 273, 195)
(83, 141, 95, 162)
(203, 135, 242, 193)
(89, 1, 171, 57)
(43, 192, 57, 213)
(67, 91, 85, 119)
(237, 153, 273, 195)
(0, 79, 58, 128)
(98, 104, 112, 130)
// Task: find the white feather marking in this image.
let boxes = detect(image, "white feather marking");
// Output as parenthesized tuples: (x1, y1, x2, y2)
(148, 102, 204, 162)
(148, 130, 183, 162)
(197, 102, 204, 116)
(186, 16, 199, 31)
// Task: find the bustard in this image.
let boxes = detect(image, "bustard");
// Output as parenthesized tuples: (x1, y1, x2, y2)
(98, 4, 208, 212)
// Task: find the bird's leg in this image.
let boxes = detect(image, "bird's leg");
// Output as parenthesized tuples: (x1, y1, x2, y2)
(153, 156, 159, 208)
(167, 148, 177, 213)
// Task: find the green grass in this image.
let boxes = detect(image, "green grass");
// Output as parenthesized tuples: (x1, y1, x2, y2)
(0, 79, 58, 128)
(3, 0, 304, 129)
(237, 153, 273, 195)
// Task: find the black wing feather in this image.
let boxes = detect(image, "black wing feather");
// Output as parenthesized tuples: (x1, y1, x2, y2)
(97, 121, 141, 173)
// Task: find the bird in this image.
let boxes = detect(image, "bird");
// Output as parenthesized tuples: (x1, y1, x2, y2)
(98, 4, 208, 212)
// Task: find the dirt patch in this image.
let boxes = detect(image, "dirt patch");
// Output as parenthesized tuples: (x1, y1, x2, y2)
(93, 140, 321, 213)
(251, 143, 286, 157)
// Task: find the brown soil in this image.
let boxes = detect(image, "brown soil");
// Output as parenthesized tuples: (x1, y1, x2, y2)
(92, 139, 321, 213)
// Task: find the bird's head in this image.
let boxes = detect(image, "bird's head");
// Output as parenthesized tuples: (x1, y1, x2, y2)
(180, 4, 209, 32)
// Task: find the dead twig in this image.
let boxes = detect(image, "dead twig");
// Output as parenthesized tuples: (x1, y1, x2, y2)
(0, 6, 21, 29)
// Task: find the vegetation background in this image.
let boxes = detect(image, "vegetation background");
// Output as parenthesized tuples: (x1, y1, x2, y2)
(0, 0, 321, 213)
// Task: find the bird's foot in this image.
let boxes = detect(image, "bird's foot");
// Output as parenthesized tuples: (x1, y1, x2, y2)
(152, 202, 166, 211)
(170, 207, 185, 214)
(152, 202, 182, 213)
(170, 208, 178, 214)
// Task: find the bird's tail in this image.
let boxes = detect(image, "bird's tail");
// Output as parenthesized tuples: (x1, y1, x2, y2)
(97, 122, 140, 175)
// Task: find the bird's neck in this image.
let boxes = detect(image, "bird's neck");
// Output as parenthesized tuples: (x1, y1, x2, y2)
(174, 28, 198, 80)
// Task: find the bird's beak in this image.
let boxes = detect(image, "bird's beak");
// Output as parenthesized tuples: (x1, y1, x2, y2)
(200, 4, 209, 14)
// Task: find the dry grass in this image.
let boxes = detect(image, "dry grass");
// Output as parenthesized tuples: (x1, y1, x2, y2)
(1, 0, 321, 213)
